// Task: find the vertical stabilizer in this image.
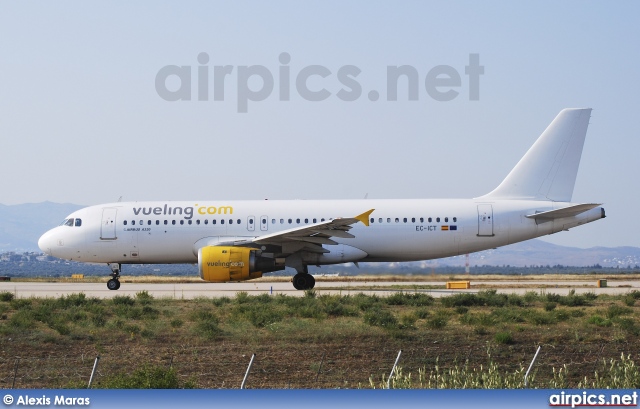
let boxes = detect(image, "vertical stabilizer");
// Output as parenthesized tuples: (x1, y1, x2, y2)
(479, 108, 592, 202)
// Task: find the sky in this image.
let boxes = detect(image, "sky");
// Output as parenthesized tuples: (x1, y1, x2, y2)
(1, 1, 638, 248)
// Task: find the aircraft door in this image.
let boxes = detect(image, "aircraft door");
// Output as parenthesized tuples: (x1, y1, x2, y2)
(260, 215, 269, 231)
(477, 204, 494, 237)
(101, 208, 118, 240)
(247, 216, 255, 232)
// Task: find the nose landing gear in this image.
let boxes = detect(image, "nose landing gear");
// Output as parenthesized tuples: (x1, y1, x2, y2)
(107, 263, 121, 290)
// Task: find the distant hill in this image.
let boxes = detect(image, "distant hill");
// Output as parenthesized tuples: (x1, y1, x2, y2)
(1, 202, 639, 269)
(0, 202, 83, 251)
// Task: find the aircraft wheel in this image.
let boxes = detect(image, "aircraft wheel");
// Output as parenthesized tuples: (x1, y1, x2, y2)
(292, 273, 315, 290)
(107, 278, 120, 291)
(307, 274, 316, 289)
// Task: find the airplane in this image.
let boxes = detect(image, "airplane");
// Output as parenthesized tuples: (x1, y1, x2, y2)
(38, 108, 605, 291)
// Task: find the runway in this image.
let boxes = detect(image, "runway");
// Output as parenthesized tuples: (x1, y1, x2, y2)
(1, 278, 638, 299)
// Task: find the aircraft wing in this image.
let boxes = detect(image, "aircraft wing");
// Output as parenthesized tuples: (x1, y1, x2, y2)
(525, 203, 602, 221)
(252, 209, 375, 254)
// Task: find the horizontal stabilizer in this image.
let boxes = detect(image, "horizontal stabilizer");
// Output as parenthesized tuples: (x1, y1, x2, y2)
(525, 203, 602, 221)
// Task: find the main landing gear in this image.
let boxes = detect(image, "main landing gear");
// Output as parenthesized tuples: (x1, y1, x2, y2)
(107, 263, 121, 290)
(292, 265, 316, 290)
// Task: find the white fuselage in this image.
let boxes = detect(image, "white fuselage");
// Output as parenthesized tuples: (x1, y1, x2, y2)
(37, 198, 604, 267)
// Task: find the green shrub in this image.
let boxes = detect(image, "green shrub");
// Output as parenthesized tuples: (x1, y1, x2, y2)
(386, 292, 434, 307)
(112, 295, 135, 306)
(605, 305, 632, 319)
(364, 309, 398, 329)
(0, 291, 15, 302)
(414, 308, 430, 319)
(426, 315, 448, 329)
(588, 315, 612, 327)
(399, 313, 417, 329)
(194, 321, 223, 339)
(170, 318, 184, 328)
(98, 365, 195, 389)
(136, 291, 154, 305)
(494, 331, 514, 344)
(544, 302, 557, 311)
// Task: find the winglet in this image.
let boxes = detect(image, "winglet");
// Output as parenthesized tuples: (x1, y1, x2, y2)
(355, 209, 375, 226)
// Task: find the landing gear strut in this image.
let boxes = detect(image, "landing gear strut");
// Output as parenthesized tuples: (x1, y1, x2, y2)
(107, 263, 121, 290)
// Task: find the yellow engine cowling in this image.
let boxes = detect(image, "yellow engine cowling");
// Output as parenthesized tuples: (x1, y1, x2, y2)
(198, 246, 284, 282)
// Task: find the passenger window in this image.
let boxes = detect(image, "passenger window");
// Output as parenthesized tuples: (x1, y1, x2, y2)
(420, 218, 424, 223)
(204, 220, 208, 225)
(304, 218, 308, 223)
(164, 220, 168, 225)
(213, 220, 217, 225)
(75, 219, 82, 227)
(379, 218, 382, 223)
(387, 218, 391, 223)
(428, 217, 432, 223)
(370, 218, 374, 223)
(180, 220, 184, 225)
(196, 220, 200, 225)
(229, 219, 233, 224)
(403, 218, 407, 223)
(132, 220, 136, 226)
(436, 217, 440, 223)
(148, 220, 152, 225)
(124, 220, 128, 226)
(321, 218, 325, 222)
(280, 219, 284, 224)
(156, 220, 160, 225)
(188, 220, 192, 225)
(395, 218, 399, 223)
(288, 219, 292, 224)
(237, 219, 241, 224)
(313, 218, 317, 223)
(249, 219, 254, 225)
(271, 219, 276, 224)
(411, 218, 415, 223)
(221, 220, 225, 224)
(172, 220, 176, 225)
(453, 217, 457, 222)
(262, 219, 266, 224)
(139, 220, 143, 225)
(296, 218, 300, 224)
(445, 217, 448, 222)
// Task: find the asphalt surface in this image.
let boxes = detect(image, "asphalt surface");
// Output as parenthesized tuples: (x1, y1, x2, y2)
(1, 279, 636, 299)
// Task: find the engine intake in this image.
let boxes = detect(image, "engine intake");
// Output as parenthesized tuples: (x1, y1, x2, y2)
(198, 246, 284, 282)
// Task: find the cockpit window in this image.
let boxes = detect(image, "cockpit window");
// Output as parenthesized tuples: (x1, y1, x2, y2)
(61, 218, 75, 227)
(75, 219, 82, 227)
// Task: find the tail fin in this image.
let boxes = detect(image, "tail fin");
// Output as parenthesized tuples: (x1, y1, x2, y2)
(479, 108, 592, 202)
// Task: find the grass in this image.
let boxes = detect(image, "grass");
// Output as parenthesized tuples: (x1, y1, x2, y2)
(2, 289, 640, 388)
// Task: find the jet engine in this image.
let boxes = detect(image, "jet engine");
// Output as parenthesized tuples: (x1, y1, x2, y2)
(198, 246, 284, 282)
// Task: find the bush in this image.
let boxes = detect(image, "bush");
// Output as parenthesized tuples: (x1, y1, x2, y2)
(0, 291, 15, 302)
(364, 309, 398, 329)
(98, 365, 195, 389)
(587, 315, 612, 327)
(494, 331, 514, 344)
(136, 291, 154, 305)
(386, 292, 434, 307)
(606, 305, 632, 319)
(426, 314, 448, 329)
(544, 302, 557, 311)
(112, 295, 135, 306)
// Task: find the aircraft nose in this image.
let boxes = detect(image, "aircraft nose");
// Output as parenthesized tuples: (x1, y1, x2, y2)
(38, 230, 56, 256)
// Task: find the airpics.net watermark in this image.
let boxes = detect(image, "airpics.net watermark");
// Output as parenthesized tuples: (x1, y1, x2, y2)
(155, 52, 484, 113)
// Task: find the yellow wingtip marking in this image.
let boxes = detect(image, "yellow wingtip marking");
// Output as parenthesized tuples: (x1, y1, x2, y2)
(355, 209, 375, 226)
